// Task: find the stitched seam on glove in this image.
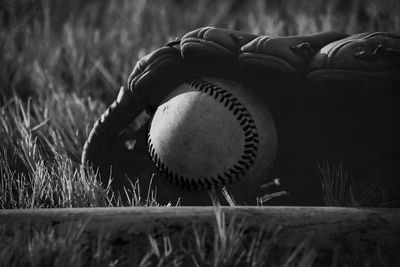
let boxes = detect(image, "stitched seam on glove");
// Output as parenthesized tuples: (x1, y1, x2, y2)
(128, 51, 179, 90)
(365, 32, 390, 39)
(327, 39, 355, 68)
(197, 26, 213, 38)
(181, 37, 235, 55)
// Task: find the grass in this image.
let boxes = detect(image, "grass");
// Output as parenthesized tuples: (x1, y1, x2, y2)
(1, 0, 399, 265)
(317, 159, 356, 207)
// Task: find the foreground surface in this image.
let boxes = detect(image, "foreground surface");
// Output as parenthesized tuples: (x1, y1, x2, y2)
(1, 206, 399, 266)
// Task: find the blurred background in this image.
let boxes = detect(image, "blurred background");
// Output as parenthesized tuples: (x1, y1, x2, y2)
(1, 0, 399, 103)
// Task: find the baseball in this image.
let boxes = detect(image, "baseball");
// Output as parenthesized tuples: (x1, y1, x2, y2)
(148, 77, 278, 193)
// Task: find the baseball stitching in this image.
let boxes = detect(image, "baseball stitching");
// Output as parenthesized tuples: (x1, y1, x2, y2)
(148, 78, 259, 190)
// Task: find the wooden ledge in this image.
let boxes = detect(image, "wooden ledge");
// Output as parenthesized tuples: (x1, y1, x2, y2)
(1, 207, 399, 264)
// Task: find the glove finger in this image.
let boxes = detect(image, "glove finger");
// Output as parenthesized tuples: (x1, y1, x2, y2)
(181, 27, 258, 76)
(128, 44, 193, 113)
(83, 44, 190, 184)
(308, 32, 400, 85)
(240, 31, 348, 76)
(81, 85, 143, 171)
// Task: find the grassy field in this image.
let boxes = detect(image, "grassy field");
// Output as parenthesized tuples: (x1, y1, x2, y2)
(1, 0, 399, 265)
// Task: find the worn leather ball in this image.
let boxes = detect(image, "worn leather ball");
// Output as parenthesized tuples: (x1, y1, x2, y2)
(148, 77, 278, 200)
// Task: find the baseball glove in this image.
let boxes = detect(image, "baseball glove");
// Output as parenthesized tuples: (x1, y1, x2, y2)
(82, 27, 400, 206)
(307, 32, 400, 206)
